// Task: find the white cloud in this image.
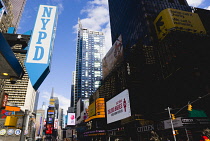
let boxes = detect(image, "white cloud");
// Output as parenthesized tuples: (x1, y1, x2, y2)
(39, 91, 70, 115)
(74, 0, 112, 55)
(206, 6, 210, 10)
(186, 0, 205, 7)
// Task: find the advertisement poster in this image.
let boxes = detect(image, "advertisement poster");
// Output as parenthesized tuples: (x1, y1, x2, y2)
(106, 89, 131, 124)
(67, 113, 75, 126)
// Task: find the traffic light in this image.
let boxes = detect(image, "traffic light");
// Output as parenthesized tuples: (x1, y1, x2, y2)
(175, 130, 179, 135)
(188, 104, 192, 111)
(171, 114, 175, 120)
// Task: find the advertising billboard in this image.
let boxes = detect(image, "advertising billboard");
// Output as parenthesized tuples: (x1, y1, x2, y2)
(49, 98, 55, 105)
(88, 101, 96, 117)
(154, 8, 206, 40)
(102, 35, 123, 79)
(1, 93, 8, 108)
(106, 89, 131, 124)
(47, 110, 54, 115)
(67, 113, 75, 126)
(96, 98, 105, 115)
(25, 5, 58, 90)
(76, 99, 81, 118)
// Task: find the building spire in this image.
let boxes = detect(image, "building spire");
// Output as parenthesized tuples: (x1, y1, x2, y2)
(78, 17, 82, 29)
(51, 87, 54, 99)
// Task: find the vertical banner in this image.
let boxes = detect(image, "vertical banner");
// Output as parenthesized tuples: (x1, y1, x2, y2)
(1, 93, 8, 108)
(25, 5, 58, 90)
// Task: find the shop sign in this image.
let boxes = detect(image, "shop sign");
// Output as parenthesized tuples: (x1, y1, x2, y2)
(7, 129, 14, 135)
(182, 117, 210, 125)
(137, 125, 154, 132)
(15, 129, 21, 135)
(0, 129, 6, 135)
(164, 117, 183, 129)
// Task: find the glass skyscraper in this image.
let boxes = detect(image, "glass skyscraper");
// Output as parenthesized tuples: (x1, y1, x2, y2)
(73, 19, 105, 112)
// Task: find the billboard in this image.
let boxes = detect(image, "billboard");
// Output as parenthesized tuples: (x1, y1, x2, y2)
(25, 5, 58, 90)
(106, 89, 131, 124)
(1, 93, 8, 108)
(96, 98, 105, 116)
(0, 0, 6, 21)
(154, 8, 206, 40)
(49, 98, 55, 105)
(76, 99, 81, 118)
(47, 110, 54, 114)
(67, 113, 75, 126)
(88, 101, 96, 117)
(102, 35, 123, 79)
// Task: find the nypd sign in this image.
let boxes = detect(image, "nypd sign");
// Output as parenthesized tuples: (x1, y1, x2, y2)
(26, 5, 57, 64)
(25, 5, 58, 90)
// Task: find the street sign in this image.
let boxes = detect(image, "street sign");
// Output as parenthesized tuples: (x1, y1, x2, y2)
(164, 117, 183, 129)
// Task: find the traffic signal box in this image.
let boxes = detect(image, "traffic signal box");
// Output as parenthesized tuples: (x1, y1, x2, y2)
(171, 114, 176, 120)
(188, 104, 192, 111)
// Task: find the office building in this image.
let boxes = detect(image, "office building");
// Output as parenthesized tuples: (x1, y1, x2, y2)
(99, 0, 210, 140)
(10, 0, 26, 31)
(35, 109, 45, 138)
(0, 0, 26, 32)
(0, 0, 13, 33)
(3, 44, 38, 112)
(73, 19, 105, 112)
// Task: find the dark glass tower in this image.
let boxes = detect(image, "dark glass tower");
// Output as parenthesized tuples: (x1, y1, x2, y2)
(107, 0, 210, 116)
(108, 0, 191, 45)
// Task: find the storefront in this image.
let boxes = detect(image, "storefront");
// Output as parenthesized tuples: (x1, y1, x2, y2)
(135, 117, 210, 141)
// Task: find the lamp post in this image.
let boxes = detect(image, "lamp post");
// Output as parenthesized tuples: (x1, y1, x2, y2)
(167, 107, 177, 141)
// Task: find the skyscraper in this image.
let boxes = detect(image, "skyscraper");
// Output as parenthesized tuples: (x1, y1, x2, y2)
(4, 44, 37, 112)
(10, 0, 26, 31)
(0, 0, 26, 32)
(73, 19, 105, 112)
(0, 0, 13, 32)
(106, 0, 193, 114)
(104, 0, 210, 140)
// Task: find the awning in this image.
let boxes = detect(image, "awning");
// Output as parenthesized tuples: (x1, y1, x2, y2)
(0, 32, 24, 79)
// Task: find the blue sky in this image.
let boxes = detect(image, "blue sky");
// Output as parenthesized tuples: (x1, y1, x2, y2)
(17, 0, 210, 114)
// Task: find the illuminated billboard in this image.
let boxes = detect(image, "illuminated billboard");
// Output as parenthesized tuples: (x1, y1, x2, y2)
(96, 98, 105, 116)
(88, 102, 96, 117)
(106, 89, 131, 124)
(25, 5, 58, 90)
(67, 113, 75, 126)
(102, 35, 123, 79)
(49, 98, 55, 105)
(154, 8, 206, 40)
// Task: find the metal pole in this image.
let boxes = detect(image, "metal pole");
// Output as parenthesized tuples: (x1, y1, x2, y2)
(20, 109, 29, 141)
(168, 107, 177, 141)
(185, 128, 190, 141)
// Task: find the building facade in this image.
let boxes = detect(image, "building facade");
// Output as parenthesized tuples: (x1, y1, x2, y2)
(3, 44, 38, 112)
(10, 0, 26, 31)
(0, 0, 13, 32)
(97, 0, 210, 140)
(73, 19, 105, 112)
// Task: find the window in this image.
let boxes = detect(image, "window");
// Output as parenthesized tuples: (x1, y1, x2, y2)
(168, 0, 174, 3)
(178, 0, 186, 5)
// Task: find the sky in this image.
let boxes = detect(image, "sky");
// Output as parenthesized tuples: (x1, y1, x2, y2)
(17, 0, 210, 114)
